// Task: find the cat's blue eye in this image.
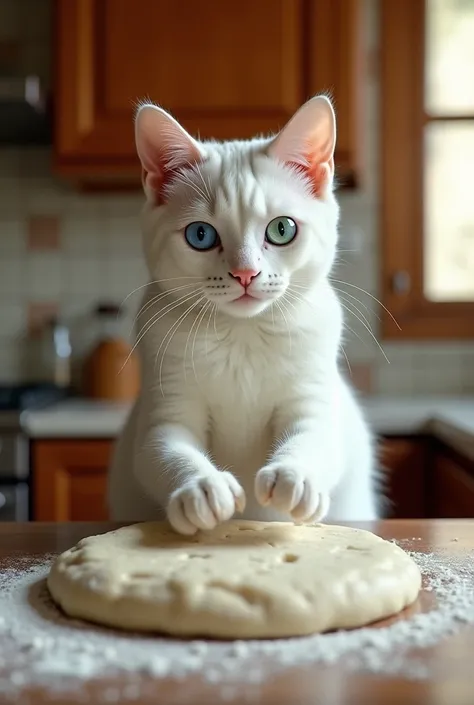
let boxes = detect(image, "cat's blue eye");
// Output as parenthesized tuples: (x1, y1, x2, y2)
(265, 217, 297, 246)
(184, 222, 219, 251)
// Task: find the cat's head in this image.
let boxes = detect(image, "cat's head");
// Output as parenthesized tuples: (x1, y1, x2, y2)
(135, 96, 340, 319)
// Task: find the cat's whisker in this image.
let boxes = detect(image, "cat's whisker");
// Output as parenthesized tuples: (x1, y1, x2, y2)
(332, 286, 381, 323)
(184, 297, 210, 383)
(121, 289, 202, 373)
(282, 291, 303, 316)
(289, 284, 389, 363)
(130, 290, 203, 364)
(339, 302, 390, 364)
(340, 302, 389, 363)
(274, 299, 292, 352)
(280, 297, 297, 342)
(213, 305, 222, 343)
(329, 278, 401, 330)
(134, 289, 202, 349)
(285, 287, 307, 302)
(120, 276, 203, 310)
(131, 282, 200, 335)
(342, 319, 368, 352)
(339, 345, 352, 376)
(289, 280, 312, 292)
(285, 288, 310, 308)
(338, 293, 376, 334)
(287, 285, 389, 363)
(156, 296, 207, 396)
(191, 300, 213, 385)
(204, 303, 215, 358)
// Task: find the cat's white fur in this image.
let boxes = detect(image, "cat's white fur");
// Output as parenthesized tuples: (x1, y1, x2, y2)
(108, 96, 378, 533)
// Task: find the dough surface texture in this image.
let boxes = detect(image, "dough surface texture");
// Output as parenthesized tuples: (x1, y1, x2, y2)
(48, 521, 421, 639)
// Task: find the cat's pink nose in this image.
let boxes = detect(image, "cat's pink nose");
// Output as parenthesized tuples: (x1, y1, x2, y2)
(229, 269, 261, 288)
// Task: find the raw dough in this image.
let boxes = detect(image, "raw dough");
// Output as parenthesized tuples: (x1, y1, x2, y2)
(47, 521, 421, 639)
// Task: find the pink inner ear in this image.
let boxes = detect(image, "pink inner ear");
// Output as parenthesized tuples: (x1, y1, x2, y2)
(136, 105, 204, 204)
(141, 167, 165, 204)
(140, 162, 187, 206)
(288, 159, 333, 198)
(268, 96, 336, 197)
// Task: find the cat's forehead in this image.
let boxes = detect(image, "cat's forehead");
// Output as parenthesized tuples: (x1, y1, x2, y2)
(201, 139, 301, 219)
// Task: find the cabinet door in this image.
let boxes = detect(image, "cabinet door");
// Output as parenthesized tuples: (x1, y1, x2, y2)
(55, 0, 362, 184)
(380, 438, 426, 518)
(432, 451, 474, 518)
(33, 441, 111, 521)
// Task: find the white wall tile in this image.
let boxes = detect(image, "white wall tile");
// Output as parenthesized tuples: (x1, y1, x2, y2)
(0, 219, 25, 256)
(103, 215, 142, 258)
(21, 180, 67, 216)
(25, 253, 62, 299)
(62, 218, 102, 257)
(0, 257, 24, 297)
(0, 340, 24, 382)
(100, 194, 144, 217)
(102, 259, 148, 302)
(62, 257, 102, 297)
(0, 303, 25, 339)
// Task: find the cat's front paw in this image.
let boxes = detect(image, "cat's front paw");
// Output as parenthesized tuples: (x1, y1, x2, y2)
(255, 464, 330, 523)
(167, 471, 246, 535)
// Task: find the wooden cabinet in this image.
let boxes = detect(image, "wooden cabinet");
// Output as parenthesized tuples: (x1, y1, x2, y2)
(54, 0, 363, 185)
(34, 435, 474, 522)
(380, 438, 427, 518)
(32, 436, 427, 522)
(33, 440, 112, 521)
(431, 447, 474, 518)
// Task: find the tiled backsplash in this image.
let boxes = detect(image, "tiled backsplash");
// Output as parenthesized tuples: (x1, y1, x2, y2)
(0, 147, 147, 382)
(0, 0, 473, 394)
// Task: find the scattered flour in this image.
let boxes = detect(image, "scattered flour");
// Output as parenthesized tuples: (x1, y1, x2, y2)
(0, 544, 473, 701)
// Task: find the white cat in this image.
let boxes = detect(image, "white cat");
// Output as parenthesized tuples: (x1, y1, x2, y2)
(108, 95, 379, 534)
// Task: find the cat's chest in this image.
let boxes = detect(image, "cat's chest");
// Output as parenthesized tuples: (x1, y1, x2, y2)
(194, 325, 291, 405)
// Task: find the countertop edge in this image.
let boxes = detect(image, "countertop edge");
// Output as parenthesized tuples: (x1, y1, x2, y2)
(18, 397, 474, 466)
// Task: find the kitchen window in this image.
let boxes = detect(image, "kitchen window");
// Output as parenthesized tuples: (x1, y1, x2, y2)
(381, 0, 474, 338)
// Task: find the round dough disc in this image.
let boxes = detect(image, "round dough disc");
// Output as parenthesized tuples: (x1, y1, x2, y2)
(47, 521, 421, 639)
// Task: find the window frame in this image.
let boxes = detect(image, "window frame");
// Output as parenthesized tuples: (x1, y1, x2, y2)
(381, 0, 474, 339)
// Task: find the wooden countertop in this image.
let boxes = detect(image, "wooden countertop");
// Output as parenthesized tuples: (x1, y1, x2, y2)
(1, 520, 474, 705)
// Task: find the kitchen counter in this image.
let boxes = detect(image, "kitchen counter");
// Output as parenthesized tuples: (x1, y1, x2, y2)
(21, 398, 132, 439)
(21, 396, 474, 462)
(1, 519, 473, 705)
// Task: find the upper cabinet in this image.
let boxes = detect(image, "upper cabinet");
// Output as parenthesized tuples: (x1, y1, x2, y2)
(54, 0, 363, 187)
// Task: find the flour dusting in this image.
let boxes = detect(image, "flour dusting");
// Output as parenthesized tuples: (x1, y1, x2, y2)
(0, 546, 473, 701)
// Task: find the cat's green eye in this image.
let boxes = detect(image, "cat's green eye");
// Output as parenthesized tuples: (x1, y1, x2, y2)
(265, 217, 297, 246)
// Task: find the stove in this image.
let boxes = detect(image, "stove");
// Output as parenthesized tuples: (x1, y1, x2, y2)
(0, 384, 69, 520)
(0, 382, 67, 412)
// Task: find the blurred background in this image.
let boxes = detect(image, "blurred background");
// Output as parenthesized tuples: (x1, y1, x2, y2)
(0, 0, 473, 523)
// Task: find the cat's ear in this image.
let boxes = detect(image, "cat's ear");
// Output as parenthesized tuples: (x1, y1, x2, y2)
(135, 104, 204, 203)
(267, 95, 336, 197)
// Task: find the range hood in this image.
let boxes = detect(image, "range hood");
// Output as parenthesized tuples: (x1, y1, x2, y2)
(0, 76, 52, 145)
